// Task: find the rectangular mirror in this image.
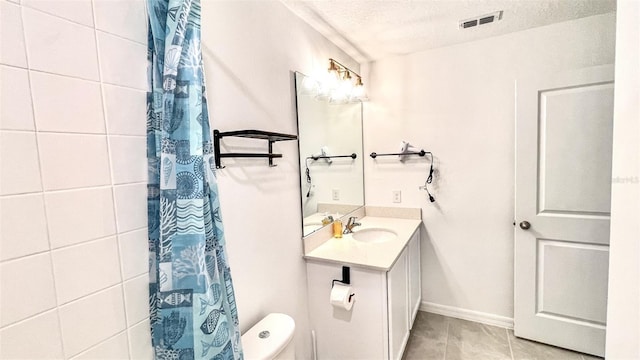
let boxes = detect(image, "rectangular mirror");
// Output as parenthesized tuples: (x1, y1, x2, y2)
(295, 72, 365, 237)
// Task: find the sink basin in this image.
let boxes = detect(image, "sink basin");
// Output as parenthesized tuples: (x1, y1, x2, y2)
(351, 228, 397, 243)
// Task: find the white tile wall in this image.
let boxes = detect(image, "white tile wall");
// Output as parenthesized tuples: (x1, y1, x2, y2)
(0, 310, 65, 359)
(22, 7, 99, 80)
(0, 194, 49, 260)
(0, 0, 149, 358)
(114, 183, 148, 232)
(45, 187, 116, 249)
(0, 253, 57, 326)
(110, 135, 147, 184)
(94, 0, 146, 44)
(71, 332, 130, 360)
(38, 133, 111, 190)
(30, 72, 105, 133)
(0, 131, 42, 195)
(0, 1, 27, 67)
(0, 66, 34, 130)
(118, 228, 148, 280)
(22, 0, 94, 27)
(128, 320, 153, 360)
(97, 31, 147, 90)
(103, 84, 146, 136)
(52, 237, 122, 304)
(123, 274, 149, 326)
(58, 286, 126, 357)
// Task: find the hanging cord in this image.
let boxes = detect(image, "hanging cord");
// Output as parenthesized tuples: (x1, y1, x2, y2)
(420, 152, 436, 202)
(305, 157, 313, 197)
(426, 152, 434, 184)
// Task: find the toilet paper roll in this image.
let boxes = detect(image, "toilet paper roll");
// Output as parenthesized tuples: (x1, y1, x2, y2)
(330, 284, 354, 311)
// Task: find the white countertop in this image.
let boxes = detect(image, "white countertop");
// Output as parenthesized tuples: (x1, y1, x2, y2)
(302, 212, 325, 236)
(304, 216, 421, 271)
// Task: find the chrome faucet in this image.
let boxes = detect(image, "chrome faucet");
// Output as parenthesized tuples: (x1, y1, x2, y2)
(343, 216, 361, 234)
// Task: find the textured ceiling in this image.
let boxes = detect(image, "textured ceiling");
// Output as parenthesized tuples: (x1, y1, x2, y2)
(283, 0, 616, 62)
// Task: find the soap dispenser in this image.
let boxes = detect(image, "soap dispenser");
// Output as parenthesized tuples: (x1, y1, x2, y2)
(321, 212, 334, 226)
(333, 214, 343, 238)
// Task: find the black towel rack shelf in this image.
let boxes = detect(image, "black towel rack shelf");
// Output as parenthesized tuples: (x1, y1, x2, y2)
(213, 129, 298, 168)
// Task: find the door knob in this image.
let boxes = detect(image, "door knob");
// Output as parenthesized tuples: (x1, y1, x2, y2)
(519, 221, 531, 230)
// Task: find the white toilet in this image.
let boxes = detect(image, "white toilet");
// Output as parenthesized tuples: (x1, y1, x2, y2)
(242, 313, 296, 360)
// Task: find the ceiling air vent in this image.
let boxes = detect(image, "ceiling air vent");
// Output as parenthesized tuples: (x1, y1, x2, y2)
(459, 11, 503, 29)
(462, 19, 477, 29)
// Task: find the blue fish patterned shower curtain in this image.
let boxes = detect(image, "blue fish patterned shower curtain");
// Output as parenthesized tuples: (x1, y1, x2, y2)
(146, 0, 243, 359)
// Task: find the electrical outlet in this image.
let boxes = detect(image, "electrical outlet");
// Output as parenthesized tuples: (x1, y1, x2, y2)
(392, 190, 401, 203)
(332, 189, 340, 201)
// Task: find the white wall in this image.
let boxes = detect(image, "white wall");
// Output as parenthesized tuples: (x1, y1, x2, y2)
(606, 1, 640, 358)
(200, 1, 358, 358)
(364, 13, 616, 319)
(0, 0, 149, 358)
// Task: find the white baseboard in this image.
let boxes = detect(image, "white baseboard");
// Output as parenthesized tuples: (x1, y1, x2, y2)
(419, 301, 514, 329)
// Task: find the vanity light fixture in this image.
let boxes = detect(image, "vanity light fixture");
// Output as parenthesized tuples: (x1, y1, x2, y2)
(328, 59, 341, 80)
(302, 59, 367, 103)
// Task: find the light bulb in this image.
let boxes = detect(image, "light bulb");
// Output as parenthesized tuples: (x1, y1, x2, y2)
(326, 60, 340, 90)
(315, 73, 333, 101)
(315, 84, 330, 101)
(300, 76, 319, 96)
(326, 70, 339, 90)
(329, 93, 348, 104)
(329, 79, 351, 104)
(349, 84, 365, 102)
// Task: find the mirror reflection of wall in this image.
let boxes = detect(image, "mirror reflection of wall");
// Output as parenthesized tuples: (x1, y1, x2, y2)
(295, 72, 364, 237)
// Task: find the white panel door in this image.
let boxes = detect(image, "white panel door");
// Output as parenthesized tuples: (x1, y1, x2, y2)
(515, 65, 614, 357)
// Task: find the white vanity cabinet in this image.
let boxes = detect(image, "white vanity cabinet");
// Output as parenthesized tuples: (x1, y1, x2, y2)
(306, 229, 421, 360)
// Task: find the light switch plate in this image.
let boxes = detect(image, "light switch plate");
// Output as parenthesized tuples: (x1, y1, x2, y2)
(332, 189, 340, 201)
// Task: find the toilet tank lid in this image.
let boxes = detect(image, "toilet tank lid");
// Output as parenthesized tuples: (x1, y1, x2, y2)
(242, 313, 295, 360)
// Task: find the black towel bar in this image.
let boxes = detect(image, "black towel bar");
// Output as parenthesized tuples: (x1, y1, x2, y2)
(369, 150, 428, 158)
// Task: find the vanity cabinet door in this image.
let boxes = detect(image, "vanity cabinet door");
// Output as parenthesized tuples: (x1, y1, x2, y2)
(306, 261, 388, 360)
(407, 229, 421, 328)
(387, 248, 409, 360)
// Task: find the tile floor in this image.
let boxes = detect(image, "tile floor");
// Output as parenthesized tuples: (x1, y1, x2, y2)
(403, 312, 603, 360)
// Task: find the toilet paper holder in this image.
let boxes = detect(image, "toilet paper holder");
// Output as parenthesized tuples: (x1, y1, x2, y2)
(331, 266, 351, 287)
(331, 266, 355, 303)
